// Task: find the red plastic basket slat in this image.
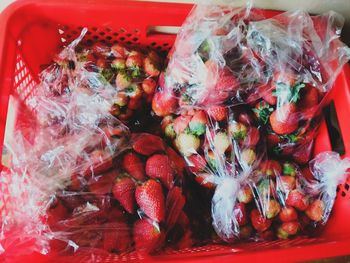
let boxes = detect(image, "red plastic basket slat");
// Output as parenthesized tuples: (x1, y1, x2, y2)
(0, 1, 350, 262)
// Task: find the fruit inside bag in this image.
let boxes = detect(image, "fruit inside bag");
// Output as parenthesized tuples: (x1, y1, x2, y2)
(249, 152, 350, 240)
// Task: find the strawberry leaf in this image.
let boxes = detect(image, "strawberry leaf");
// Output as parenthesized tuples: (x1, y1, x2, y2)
(290, 83, 305, 103)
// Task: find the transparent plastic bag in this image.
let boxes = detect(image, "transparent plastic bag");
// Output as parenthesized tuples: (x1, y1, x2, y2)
(250, 152, 350, 240)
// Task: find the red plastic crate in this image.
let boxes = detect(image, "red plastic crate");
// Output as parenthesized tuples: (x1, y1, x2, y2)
(0, 1, 350, 262)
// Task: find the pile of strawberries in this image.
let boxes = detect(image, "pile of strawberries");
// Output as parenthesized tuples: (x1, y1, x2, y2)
(47, 133, 190, 254)
(78, 43, 162, 122)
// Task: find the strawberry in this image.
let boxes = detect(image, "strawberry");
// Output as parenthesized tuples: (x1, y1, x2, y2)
(292, 146, 311, 165)
(258, 230, 275, 241)
(116, 72, 131, 90)
(300, 84, 319, 108)
(173, 115, 191, 135)
(161, 116, 175, 139)
(161, 115, 174, 132)
(234, 203, 248, 226)
(133, 219, 162, 253)
(96, 58, 107, 69)
(126, 84, 143, 100)
(119, 108, 133, 121)
(85, 149, 113, 176)
(189, 110, 208, 136)
(259, 160, 282, 177)
(241, 148, 256, 166)
(59, 194, 84, 211)
(279, 206, 298, 222)
(242, 127, 260, 147)
(122, 152, 145, 181)
(301, 167, 314, 181)
(187, 154, 207, 174)
(142, 78, 156, 95)
(251, 209, 272, 232)
(207, 105, 227, 122)
(103, 221, 131, 253)
(277, 221, 299, 239)
(237, 185, 253, 204)
(253, 101, 274, 124)
(128, 97, 142, 110)
(175, 133, 201, 157)
(148, 50, 161, 64)
(152, 91, 178, 117)
(110, 104, 121, 116)
(282, 162, 297, 176)
(229, 122, 247, 140)
(257, 179, 276, 197)
(286, 190, 309, 211)
(269, 103, 298, 135)
(144, 56, 160, 77)
(112, 177, 136, 214)
(111, 58, 126, 71)
(126, 54, 143, 69)
(214, 132, 230, 154)
(262, 88, 277, 105)
(267, 133, 281, 148)
(132, 134, 165, 156)
(278, 176, 296, 192)
(88, 170, 117, 195)
(305, 199, 324, 222)
(240, 225, 253, 239)
(195, 173, 216, 189)
(165, 146, 186, 177)
(47, 201, 68, 226)
(111, 44, 127, 58)
(165, 187, 186, 229)
(114, 93, 129, 107)
(273, 71, 297, 87)
(107, 207, 126, 222)
(146, 154, 174, 189)
(266, 199, 281, 219)
(136, 179, 165, 222)
(238, 113, 253, 127)
(70, 173, 85, 191)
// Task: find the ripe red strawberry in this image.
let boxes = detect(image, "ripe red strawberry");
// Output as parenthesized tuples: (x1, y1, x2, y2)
(103, 221, 131, 253)
(119, 108, 133, 121)
(85, 149, 113, 176)
(292, 146, 311, 165)
(59, 194, 84, 211)
(47, 201, 68, 226)
(88, 170, 117, 195)
(259, 160, 282, 177)
(237, 185, 253, 204)
(269, 103, 298, 135)
(267, 133, 281, 148)
(107, 207, 126, 222)
(96, 57, 107, 69)
(128, 97, 142, 110)
(136, 180, 165, 222)
(301, 167, 314, 181)
(238, 113, 252, 126)
(70, 173, 85, 191)
(257, 179, 276, 197)
(111, 44, 126, 58)
(251, 209, 272, 232)
(189, 110, 208, 136)
(279, 206, 298, 222)
(122, 152, 145, 181)
(278, 176, 296, 192)
(165, 146, 186, 177)
(116, 72, 131, 90)
(165, 186, 186, 229)
(146, 154, 174, 189)
(142, 78, 156, 95)
(305, 199, 324, 222)
(286, 190, 309, 211)
(266, 199, 281, 219)
(187, 154, 207, 174)
(133, 219, 162, 253)
(243, 127, 260, 147)
(262, 88, 277, 105)
(234, 203, 248, 226)
(173, 115, 191, 135)
(126, 54, 143, 69)
(195, 173, 216, 189)
(144, 56, 160, 77)
(132, 134, 165, 156)
(111, 58, 126, 71)
(152, 91, 178, 117)
(112, 177, 136, 214)
(207, 105, 227, 122)
(300, 85, 319, 108)
(277, 221, 299, 239)
(126, 84, 143, 100)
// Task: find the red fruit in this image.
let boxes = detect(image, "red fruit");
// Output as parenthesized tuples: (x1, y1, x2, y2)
(127, 84, 143, 100)
(189, 110, 208, 136)
(266, 199, 281, 219)
(187, 154, 207, 174)
(195, 173, 216, 189)
(119, 108, 133, 121)
(122, 152, 145, 181)
(146, 154, 174, 189)
(144, 56, 160, 77)
(286, 190, 309, 211)
(251, 209, 272, 232)
(301, 167, 314, 181)
(142, 78, 157, 95)
(165, 146, 186, 177)
(238, 113, 252, 127)
(234, 203, 248, 226)
(269, 104, 298, 135)
(111, 58, 126, 71)
(253, 100, 274, 124)
(262, 88, 277, 105)
(88, 170, 117, 195)
(112, 177, 136, 214)
(47, 201, 68, 226)
(173, 115, 191, 135)
(277, 221, 299, 239)
(237, 185, 253, 204)
(279, 206, 298, 222)
(267, 133, 280, 148)
(292, 145, 311, 165)
(243, 127, 260, 147)
(161, 115, 174, 132)
(259, 160, 282, 177)
(305, 199, 324, 222)
(85, 149, 113, 176)
(111, 44, 126, 58)
(258, 230, 275, 241)
(278, 176, 296, 192)
(136, 180, 165, 222)
(116, 72, 131, 90)
(126, 54, 143, 69)
(70, 173, 85, 191)
(207, 105, 227, 122)
(133, 219, 162, 253)
(165, 187, 186, 229)
(59, 194, 84, 211)
(103, 221, 131, 253)
(152, 91, 178, 117)
(300, 85, 319, 108)
(273, 71, 296, 87)
(128, 97, 142, 110)
(107, 207, 126, 222)
(240, 225, 253, 239)
(132, 134, 165, 156)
